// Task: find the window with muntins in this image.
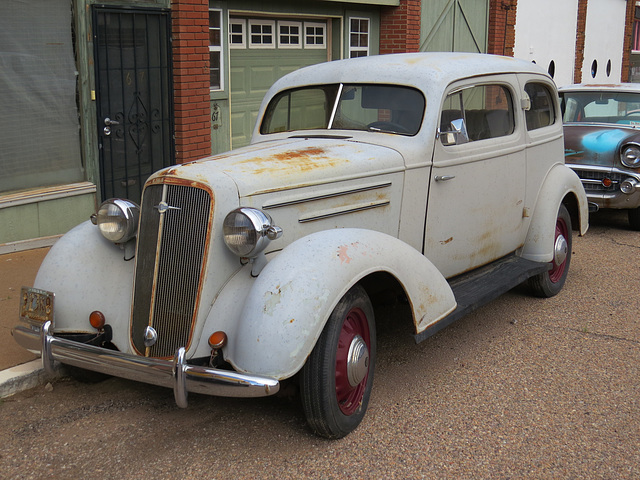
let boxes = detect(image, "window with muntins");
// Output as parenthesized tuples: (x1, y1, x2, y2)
(304, 22, 326, 49)
(229, 18, 246, 49)
(349, 18, 369, 58)
(249, 19, 275, 48)
(278, 21, 302, 48)
(209, 9, 223, 90)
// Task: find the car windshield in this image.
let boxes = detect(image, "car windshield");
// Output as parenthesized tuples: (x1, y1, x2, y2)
(560, 91, 640, 125)
(260, 84, 425, 136)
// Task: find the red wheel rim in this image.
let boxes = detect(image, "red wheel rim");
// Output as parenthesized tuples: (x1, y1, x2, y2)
(335, 307, 371, 416)
(549, 216, 569, 283)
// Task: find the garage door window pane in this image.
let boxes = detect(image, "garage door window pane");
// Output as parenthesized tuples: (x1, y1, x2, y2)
(279, 21, 301, 49)
(249, 20, 275, 48)
(229, 19, 246, 49)
(304, 22, 326, 49)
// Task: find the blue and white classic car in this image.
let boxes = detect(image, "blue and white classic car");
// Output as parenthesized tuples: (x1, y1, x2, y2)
(15, 53, 588, 438)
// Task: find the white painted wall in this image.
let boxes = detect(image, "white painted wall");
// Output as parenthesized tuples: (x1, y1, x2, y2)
(582, 0, 627, 83)
(513, 0, 579, 87)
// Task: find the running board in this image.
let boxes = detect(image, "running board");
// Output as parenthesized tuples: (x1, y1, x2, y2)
(414, 255, 550, 344)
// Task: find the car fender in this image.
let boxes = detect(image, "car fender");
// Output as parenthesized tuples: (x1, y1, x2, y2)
(223, 228, 456, 379)
(521, 164, 589, 263)
(32, 221, 134, 350)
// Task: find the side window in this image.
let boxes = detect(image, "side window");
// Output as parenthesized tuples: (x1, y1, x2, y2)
(440, 84, 514, 144)
(525, 83, 556, 130)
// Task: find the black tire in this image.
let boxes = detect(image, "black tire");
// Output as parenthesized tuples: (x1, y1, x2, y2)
(628, 207, 640, 231)
(528, 204, 572, 298)
(300, 285, 376, 439)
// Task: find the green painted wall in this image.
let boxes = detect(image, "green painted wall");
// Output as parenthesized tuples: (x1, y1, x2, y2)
(0, 194, 96, 244)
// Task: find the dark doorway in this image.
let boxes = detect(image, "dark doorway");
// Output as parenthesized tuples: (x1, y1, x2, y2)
(93, 6, 174, 203)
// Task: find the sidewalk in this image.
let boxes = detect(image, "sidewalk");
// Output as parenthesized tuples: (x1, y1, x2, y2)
(0, 247, 62, 398)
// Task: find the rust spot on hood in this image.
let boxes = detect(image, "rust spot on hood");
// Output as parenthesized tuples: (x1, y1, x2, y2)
(236, 146, 346, 175)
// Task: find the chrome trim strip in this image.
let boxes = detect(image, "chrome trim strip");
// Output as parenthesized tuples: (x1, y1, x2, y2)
(262, 182, 392, 210)
(298, 200, 390, 223)
(13, 323, 280, 404)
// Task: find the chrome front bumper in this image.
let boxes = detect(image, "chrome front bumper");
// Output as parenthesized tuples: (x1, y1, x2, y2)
(12, 321, 280, 407)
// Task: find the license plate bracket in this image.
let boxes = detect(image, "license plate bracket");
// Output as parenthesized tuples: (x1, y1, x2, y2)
(20, 287, 55, 326)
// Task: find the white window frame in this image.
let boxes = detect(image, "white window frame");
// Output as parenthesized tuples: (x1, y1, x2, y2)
(349, 17, 370, 58)
(248, 19, 276, 49)
(278, 21, 302, 49)
(208, 8, 224, 91)
(229, 18, 246, 49)
(304, 21, 326, 49)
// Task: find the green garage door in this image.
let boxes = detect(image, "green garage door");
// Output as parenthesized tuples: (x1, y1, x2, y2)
(420, 0, 488, 53)
(229, 17, 329, 148)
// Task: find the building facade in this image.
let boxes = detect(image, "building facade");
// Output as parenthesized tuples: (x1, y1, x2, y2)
(0, 0, 635, 249)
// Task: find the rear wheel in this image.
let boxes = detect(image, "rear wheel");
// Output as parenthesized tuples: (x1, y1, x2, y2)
(528, 203, 572, 298)
(628, 207, 640, 231)
(301, 285, 376, 439)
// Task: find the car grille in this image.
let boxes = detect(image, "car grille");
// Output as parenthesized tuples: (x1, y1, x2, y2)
(131, 182, 212, 357)
(573, 169, 623, 192)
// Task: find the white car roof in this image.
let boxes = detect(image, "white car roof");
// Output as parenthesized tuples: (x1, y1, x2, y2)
(264, 52, 550, 96)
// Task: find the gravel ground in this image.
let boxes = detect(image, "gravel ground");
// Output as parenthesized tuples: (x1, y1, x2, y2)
(0, 210, 638, 479)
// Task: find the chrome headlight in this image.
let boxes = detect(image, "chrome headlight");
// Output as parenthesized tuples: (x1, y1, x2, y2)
(620, 144, 640, 168)
(91, 199, 140, 243)
(223, 207, 283, 257)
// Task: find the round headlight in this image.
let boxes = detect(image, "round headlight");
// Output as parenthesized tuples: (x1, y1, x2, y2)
(94, 199, 140, 243)
(223, 207, 282, 257)
(621, 144, 640, 168)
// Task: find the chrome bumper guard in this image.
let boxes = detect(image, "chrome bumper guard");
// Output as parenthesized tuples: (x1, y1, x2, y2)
(12, 321, 280, 407)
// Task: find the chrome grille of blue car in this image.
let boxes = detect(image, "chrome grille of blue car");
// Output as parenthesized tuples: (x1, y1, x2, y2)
(131, 182, 212, 358)
(573, 169, 623, 192)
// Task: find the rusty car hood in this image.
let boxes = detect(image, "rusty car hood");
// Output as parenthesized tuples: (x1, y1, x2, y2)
(563, 123, 640, 168)
(155, 137, 406, 197)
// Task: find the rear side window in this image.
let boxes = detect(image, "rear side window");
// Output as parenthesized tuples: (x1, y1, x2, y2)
(440, 84, 514, 143)
(525, 83, 555, 130)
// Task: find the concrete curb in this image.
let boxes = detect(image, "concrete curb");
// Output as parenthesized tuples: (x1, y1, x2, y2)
(0, 360, 63, 399)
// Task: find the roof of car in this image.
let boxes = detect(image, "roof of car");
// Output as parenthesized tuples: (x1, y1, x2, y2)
(264, 52, 550, 95)
(559, 83, 640, 93)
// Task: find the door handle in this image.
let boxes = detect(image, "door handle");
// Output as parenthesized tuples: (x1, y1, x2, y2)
(104, 117, 120, 126)
(435, 175, 455, 182)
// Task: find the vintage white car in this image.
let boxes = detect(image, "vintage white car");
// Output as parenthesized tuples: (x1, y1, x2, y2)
(14, 53, 588, 439)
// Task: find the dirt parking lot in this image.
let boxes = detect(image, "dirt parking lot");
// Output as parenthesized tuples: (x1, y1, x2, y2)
(0, 210, 638, 479)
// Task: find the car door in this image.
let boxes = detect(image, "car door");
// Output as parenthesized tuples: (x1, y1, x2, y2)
(424, 76, 527, 278)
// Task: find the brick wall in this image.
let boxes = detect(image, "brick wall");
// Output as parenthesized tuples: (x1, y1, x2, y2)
(487, 0, 517, 57)
(380, 0, 421, 54)
(622, 0, 636, 82)
(573, 0, 588, 83)
(172, 0, 211, 164)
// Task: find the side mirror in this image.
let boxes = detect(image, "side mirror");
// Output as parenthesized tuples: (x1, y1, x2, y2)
(438, 118, 469, 146)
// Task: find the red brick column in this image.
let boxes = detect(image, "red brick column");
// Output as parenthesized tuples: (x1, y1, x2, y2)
(380, 0, 421, 54)
(488, 0, 518, 57)
(172, 0, 211, 164)
(621, 0, 636, 82)
(574, 0, 588, 83)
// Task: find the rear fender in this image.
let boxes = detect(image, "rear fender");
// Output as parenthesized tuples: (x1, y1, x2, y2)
(522, 164, 588, 262)
(223, 228, 456, 379)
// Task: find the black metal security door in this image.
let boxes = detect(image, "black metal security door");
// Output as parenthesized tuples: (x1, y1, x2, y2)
(93, 6, 174, 203)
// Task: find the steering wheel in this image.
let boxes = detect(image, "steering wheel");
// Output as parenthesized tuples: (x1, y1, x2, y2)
(367, 121, 411, 134)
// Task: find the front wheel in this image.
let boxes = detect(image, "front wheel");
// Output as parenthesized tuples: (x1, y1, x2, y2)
(300, 285, 376, 439)
(628, 207, 640, 231)
(528, 203, 572, 298)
